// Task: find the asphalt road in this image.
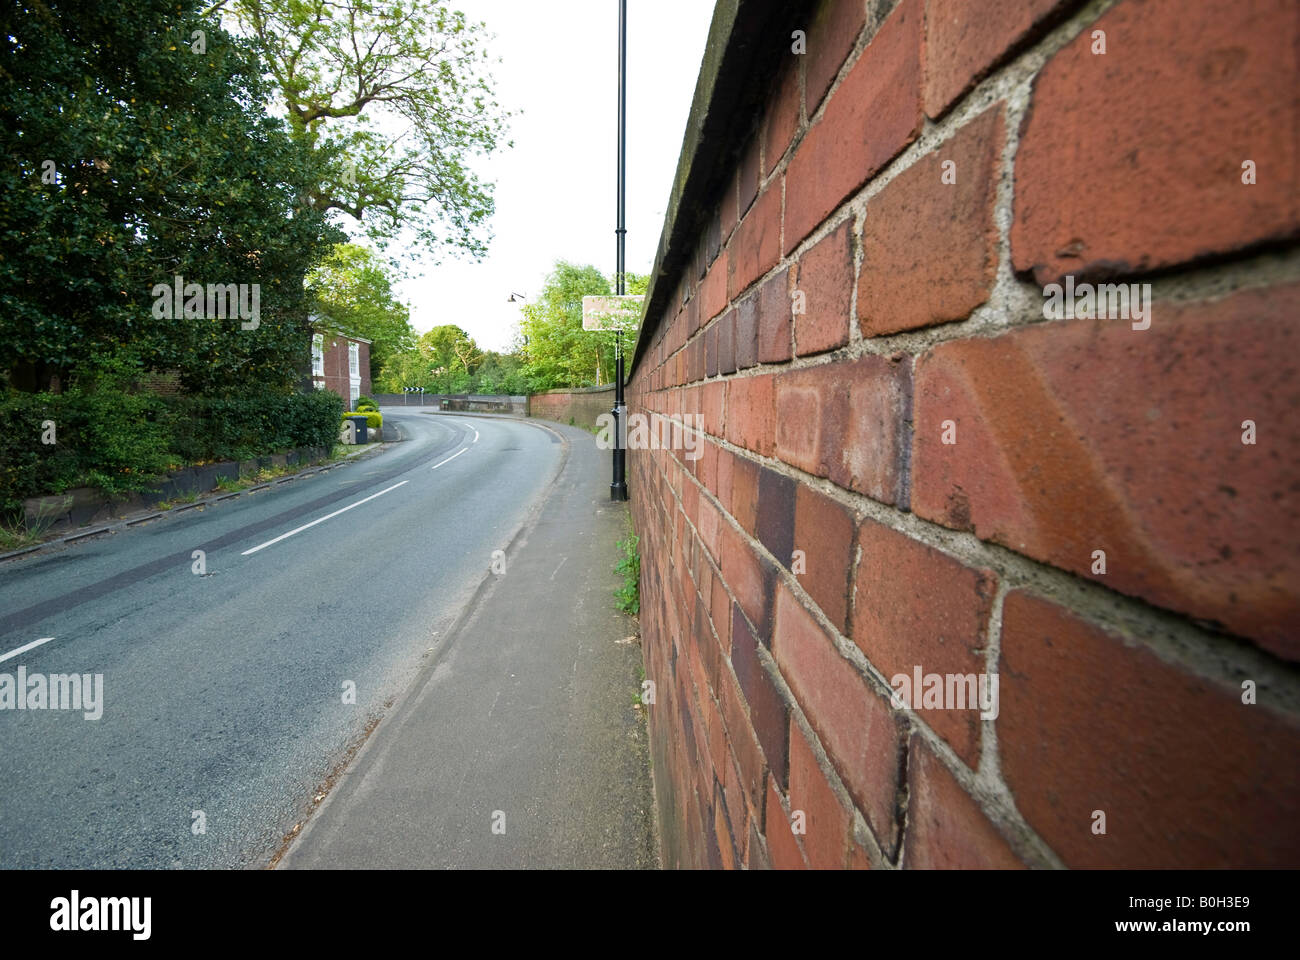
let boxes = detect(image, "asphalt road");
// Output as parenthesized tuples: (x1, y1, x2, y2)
(0, 410, 565, 868)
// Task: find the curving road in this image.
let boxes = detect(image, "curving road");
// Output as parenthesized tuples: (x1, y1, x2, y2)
(0, 410, 565, 868)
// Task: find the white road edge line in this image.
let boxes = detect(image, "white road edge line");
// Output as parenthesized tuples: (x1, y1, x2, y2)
(0, 636, 55, 665)
(430, 448, 468, 471)
(472, 428, 479, 443)
(241, 480, 409, 556)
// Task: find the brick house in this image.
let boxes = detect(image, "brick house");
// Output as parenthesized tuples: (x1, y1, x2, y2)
(311, 325, 372, 408)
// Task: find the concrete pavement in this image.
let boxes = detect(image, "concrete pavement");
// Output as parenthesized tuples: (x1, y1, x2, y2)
(279, 414, 658, 869)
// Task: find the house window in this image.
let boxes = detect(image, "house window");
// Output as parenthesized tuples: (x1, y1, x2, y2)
(348, 341, 360, 378)
(350, 384, 360, 407)
(312, 334, 325, 376)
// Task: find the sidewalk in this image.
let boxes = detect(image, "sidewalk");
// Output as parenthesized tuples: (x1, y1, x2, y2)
(278, 418, 658, 869)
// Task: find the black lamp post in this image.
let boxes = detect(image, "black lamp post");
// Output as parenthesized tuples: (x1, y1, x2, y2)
(610, 0, 629, 502)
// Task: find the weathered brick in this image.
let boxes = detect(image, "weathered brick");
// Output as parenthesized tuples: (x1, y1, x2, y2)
(735, 291, 759, 369)
(731, 607, 791, 788)
(765, 776, 808, 869)
(774, 356, 910, 505)
(739, 135, 761, 218)
(999, 590, 1300, 867)
(756, 268, 793, 363)
(852, 517, 995, 767)
(730, 453, 759, 537)
(718, 311, 737, 375)
(787, 721, 853, 868)
(922, 0, 1066, 118)
(772, 583, 902, 853)
(794, 218, 854, 355)
(786, 0, 922, 252)
(903, 735, 1024, 868)
(764, 59, 802, 175)
(756, 465, 797, 568)
(729, 185, 783, 300)
(701, 381, 726, 437)
(858, 104, 1003, 336)
(720, 520, 777, 637)
(699, 250, 729, 325)
(806, 0, 869, 115)
(724, 373, 776, 458)
(793, 484, 856, 635)
(1012, 0, 1300, 285)
(717, 663, 770, 812)
(912, 284, 1300, 659)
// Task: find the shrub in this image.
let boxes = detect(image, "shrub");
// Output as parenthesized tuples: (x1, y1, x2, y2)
(354, 395, 379, 412)
(343, 410, 383, 430)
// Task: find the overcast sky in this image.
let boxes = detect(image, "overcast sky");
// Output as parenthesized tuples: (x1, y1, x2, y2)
(391, 0, 715, 352)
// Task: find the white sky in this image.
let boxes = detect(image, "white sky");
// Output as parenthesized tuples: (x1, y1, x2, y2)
(391, 0, 716, 352)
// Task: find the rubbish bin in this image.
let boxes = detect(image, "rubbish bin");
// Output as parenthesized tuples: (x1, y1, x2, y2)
(348, 415, 368, 444)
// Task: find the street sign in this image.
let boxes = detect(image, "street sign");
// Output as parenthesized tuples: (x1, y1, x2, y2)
(582, 294, 643, 332)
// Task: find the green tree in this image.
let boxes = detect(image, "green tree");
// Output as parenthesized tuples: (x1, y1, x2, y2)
(0, 0, 341, 395)
(516, 262, 646, 390)
(306, 243, 415, 381)
(213, 0, 511, 260)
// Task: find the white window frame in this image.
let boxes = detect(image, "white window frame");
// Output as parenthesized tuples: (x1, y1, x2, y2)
(312, 334, 325, 377)
(348, 341, 360, 378)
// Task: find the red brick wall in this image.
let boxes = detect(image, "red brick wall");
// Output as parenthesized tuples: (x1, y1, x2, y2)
(627, 0, 1300, 869)
(528, 385, 616, 430)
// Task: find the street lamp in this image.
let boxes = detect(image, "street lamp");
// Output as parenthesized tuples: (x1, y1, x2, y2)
(507, 292, 527, 303)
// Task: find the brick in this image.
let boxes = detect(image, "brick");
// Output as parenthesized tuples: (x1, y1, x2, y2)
(720, 520, 777, 638)
(774, 355, 910, 505)
(739, 135, 761, 218)
(786, 0, 922, 252)
(858, 104, 1003, 336)
(697, 491, 722, 565)
(701, 381, 726, 437)
(728, 185, 783, 300)
(1011, 0, 1300, 286)
(720, 168, 739, 243)
(912, 284, 1300, 659)
(999, 590, 1300, 868)
(731, 606, 791, 788)
(735, 291, 759, 368)
(717, 664, 770, 811)
(724, 373, 776, 458)
(792, 484, 856, 634)
(765, 776, 808, 869)
(718, 311, 736, 375)
(764, 59, 801, 175)
(793, 219, 854, 355)
(699, 250, 729, 324)
(756, 268, 793, 363)
(903, 735, 1024, 868)
(730, 454, 759, 537)
(806, 0, 869, 115)
(704, 324, 718, 378)
(852, 518, 995, 766)
(772, 583, 902, 853)
(756, 466, 797, 568)
(787, 722, 853, 868)
(710, 580, 732, 653)
(715, 445, 735, 511)
(922, 0, 1065, 118)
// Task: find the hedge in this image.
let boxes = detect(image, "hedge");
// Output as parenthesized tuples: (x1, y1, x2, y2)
(1, 387, 344, 517)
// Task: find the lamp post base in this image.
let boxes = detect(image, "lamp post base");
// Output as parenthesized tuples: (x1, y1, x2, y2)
(610, 481, 628, 502)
